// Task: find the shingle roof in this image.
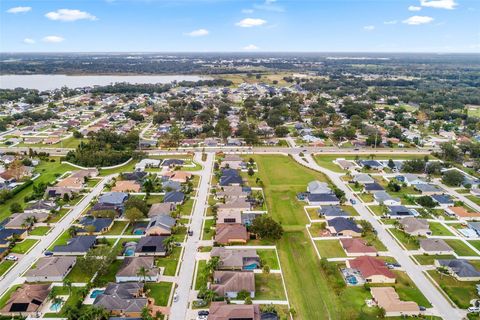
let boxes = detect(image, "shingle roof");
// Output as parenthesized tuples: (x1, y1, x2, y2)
(349, 256, 395, 279)
(94, 282, 147, 313)
(437, 259, 480, 278)
(53, 236, 96, 253)
(328, 217, 362, 233)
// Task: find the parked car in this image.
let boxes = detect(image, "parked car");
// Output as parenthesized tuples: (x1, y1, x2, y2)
(44, 251, 53, 256)
(468, 307, 480, 313)
(5, 255, 18, 261)
(173, 292, 179, 302)
(419, 306, 427, 311)
(197, 310, 209, 320)
(188, 230, 194, 236)
(350, 198, 356, 205)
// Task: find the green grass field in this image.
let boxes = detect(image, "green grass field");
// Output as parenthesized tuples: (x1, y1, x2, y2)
(10, 239, 38, 254)
(427, 270, 477, 308)
(428, 222, 454, 236)
(0, 260, 15, 277)
(413, 254, 456, 265)
(105, 221, 129, 235)
(444, 239, 478, 256)
(195, 260, 208, 290)
(156, 247, 181, 276)
(29, 226, 51, 236)
(389, 229, 420, 250)
(146, 282, 173, 306)
(254, 273, 286, 300)
(258, 249, 280, 270)
(314, 240, 347, 258)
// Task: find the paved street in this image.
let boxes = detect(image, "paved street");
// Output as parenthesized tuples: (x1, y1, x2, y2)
(0, 174, 114, 298)
(169, 152, 214, 320)
(296, 153, 466, 320)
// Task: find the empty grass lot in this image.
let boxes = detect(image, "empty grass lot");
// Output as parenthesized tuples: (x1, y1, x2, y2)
(258, 249, 280, 270)
(202, 219, 215, 240)
(427, 270, 477, 308)
(247, 155, 365, 319)
(146, 282, 173, 306)
(254, 273, 286, 300)
(467, 240, 480, 251)
(156, 247, 181, 276)
(105, 221, 129, 235)
(389, 228, 420, 250)
(314, 240, 347, 258)
(0, 260, 15, 276)
(10, 239, 38, 254)
(428, 222, 454, 236)
(413, 254, 456, 265)
(195, 260, 208, 290)
(444, 239, 478, 256)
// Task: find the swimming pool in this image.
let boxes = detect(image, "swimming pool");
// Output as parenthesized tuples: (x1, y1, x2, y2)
(90, 289, 105, 299)
(346, 275, 358, 285)
(133, 229, 144, 235)
(49, 302, 62, 312)
(244, 263, 258, 271)
(124, 247, 135, 256)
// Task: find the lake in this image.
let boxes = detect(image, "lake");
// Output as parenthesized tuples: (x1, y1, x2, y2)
(0, 74, 209, 91)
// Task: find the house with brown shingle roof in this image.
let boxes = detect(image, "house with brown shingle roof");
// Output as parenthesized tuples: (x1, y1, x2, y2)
(147, 203, 176, 218)
(211, 271, 255, 298)
(347, 256, 395, 283)
(112, 180, 141, 193)
(340, 238, 377, 256)
(208, 301, 261, 320)
(447, 207, 480, 220)
(215, 224, 248, 245)
(115, 257, 159, 282)
(210, 247, 260, 270)
(0, 284, 51, 315)
(217, 210, 242, 224)
(419, 239, 454, 255)
(371, 287, 419, 317)
(399, 217, 431, 236)
(56, 176, 84, 191)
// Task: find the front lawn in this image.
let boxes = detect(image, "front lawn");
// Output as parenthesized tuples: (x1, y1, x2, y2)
(444, 239, 478, 257)
(428, 222, 454, 236)
(0, 260, 15, 276)
(368, 205, 385, 216)
(156, 247, 181, 276)
(10, 239, 38, 254)
(195, 260, 208, 290)
(94, 259, 123, 285)
(49, 229, 72, 250)
(202, 219, 215, 240)
(178, 198, 194, 216)
(254, 273, 286, 300)
(29, 226, 51, 236)
(258, 249, 280, 270)
(314, 240, 347, 258)
(389, 229, 419, 250)
(65, 262, 95, 283)
(413, 254, 456, 265)
(146, 282, 173, 306)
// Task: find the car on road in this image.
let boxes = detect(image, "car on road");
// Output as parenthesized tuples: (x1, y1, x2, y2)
(188, 230, 193, 236)
(44, 251, 53, 256)
(5, 255, 18, 261)
(419, 306, 427, 312)
(173, 292, 179, 302)
(350, 198, 356, 205)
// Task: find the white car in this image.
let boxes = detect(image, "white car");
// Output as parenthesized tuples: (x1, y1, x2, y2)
(5, 255, 18, 261)
(173, 293, 179, 302)
(468, 307, 480, 313)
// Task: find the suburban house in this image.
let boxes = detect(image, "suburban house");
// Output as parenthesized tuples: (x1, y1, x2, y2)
(211, 271, 255, 298)
(24, 256, 76, 282)
(163, 191, 185, 205)
(446, 207, 480, 220)
(340, 238, 377, 256)
(52, 236, 97, 255)
(419, 239, 453, 255)
(135, 236, 167, 256)
(307, 193, 340, 206)
(162, 180, 182, 192)
(56, 176, 84, 191)
(76, 216, 114, 235)
(4, 211, 49, 229)
(413, 184, 443, 195)
(147, 203, 176, 218)
(208, 301, 261, 320)
(99, 192, 129, 206)
(357, 160, 383, 170)
(335, 159, 358, 171)
(217, 199, 251, 215)
(435, 259, 480, 281)
(112, 180, 141, 193)
(217, 210, 242, 224)
(44, 186, 75, 199)
(399, 217, 431, 236)
(215, 186, 250, 201)
(353, 174, 374, 185)
(220, 154, 245, 170)
(467, 222, 480, 236)
(215, 223, 248, 245)
(397, 174, 425, 186)
(115, 257, 159, 282)
(431, 194, 454, 207)
(347, 256, 396, 283)
(364, 182, 385, 193)
(318, 205, 348, 217)
(89, 202, 123, 217)
(210, 247, 260, 270)
(145, 215, 176, 236)
(327, 218, 363, 237)
(161, 159, 184, 168)
(385, 206, 419, 219)
(0, 284, 51, 315)
(219, 171, 243, 187)
(135, 159, 162, 171)
(93, 282, 148, 318)
(373, 191, 401, 206)
(371, 287, 419, 317)
(24, 200, 58, 215)
(122, 171, 147, 182)
(0, 229, 27, 250)
(307, 180, 331, 194)
(164, 171, 192, 183)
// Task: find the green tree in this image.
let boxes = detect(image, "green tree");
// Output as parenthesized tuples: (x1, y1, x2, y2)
(441, 170, 464, 186)
(250, 215, 284, 240)
(125, 207, 144, 224)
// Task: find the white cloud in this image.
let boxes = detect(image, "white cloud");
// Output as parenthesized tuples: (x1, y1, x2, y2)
(42, 35, 64, 43)
(235, 18, 267, 28)
(6, 6, 31, 14)
(363, 25, 375, 31)
(243, 44, 259, 50)
(242, 9, 254, 14)
(184, 29, 209, 37)
(420, 0, 457, 9)
(408, 5, 422, 11)
(402, 15, 434, 25)
(384, 20, 398, 25)
(23, 38, 35, 44)
(45, 9, 97, 21)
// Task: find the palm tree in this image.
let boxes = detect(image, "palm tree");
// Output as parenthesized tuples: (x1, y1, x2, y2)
(136, 266, 149, 284)
(63, 279, 73, 295)
(162, 236, 175, 255)
(143, 178, 154, 196)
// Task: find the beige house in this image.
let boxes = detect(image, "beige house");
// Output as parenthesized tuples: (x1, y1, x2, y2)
(347, 256, 396, 283)
(217, 210, 242, 224)
(371, 287, 419, 317)
(399, 217, 431, 236)
(25, 256, 76, 282)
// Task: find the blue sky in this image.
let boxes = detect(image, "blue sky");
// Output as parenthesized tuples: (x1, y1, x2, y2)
(1, 0, 479, 52)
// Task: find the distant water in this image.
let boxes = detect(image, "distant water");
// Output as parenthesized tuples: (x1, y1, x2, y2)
(0, 74, 209, 90)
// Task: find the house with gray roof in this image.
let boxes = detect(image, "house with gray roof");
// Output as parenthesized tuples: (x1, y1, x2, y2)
(148, 203, 176, 218)
(99, 192, 128, 205)
(135, 236, 167, 256)
(307, 181, 331, 194)
(211, 271, 255, 298)
(385, 206, 419, 219)
(431, 194, 454, 207)
(413, 184, 443, 195)
(93, 282, 147, 317)
(435, 259, 480, 281)
(327, 217, 362, 237)
(145, 215, 176, 236)
(52, 236, 97, 255)
(373, 191, 401, 206)
(399, 217, 431, 236)
(318, 205, 348, 217)
(163, 191, 185, 204)
(353, 174, 374, 185)
(419, 239, 453, 255)
(115, 257, 159, 282)
(210, 247, 260, 270)
(25, 256, 76, 282)
(467, 222, 480, 236)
